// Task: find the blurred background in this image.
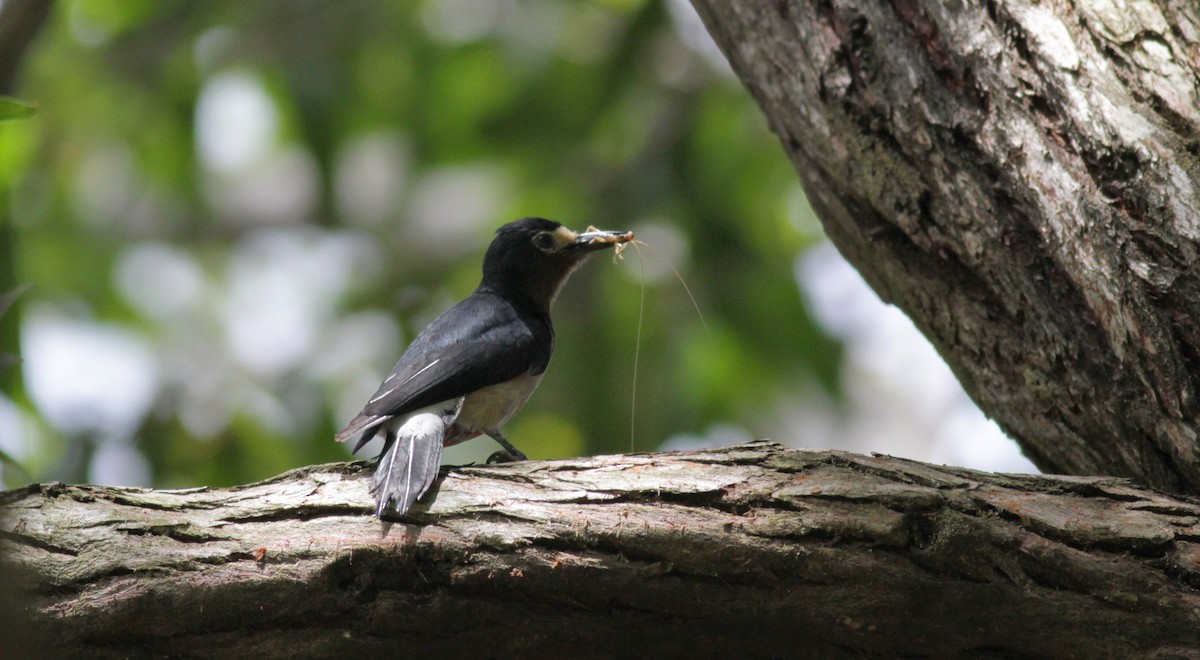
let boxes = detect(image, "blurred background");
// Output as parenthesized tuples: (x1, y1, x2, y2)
(0, 0, 1036, 489)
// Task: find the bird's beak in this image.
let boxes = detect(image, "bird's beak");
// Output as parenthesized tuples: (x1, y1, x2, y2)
(568, 228, 635, 253)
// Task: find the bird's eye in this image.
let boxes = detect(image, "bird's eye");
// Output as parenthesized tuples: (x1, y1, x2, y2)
(532, 232, 557, 252)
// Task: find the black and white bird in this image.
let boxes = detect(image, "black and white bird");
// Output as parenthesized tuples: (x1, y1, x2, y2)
(336, 218, 633, 517)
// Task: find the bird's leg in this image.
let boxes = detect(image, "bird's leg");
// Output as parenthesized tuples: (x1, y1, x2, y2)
(486, 430, 528, 464)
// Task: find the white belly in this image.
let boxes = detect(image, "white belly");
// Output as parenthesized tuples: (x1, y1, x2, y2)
(454, 372, 544, 433)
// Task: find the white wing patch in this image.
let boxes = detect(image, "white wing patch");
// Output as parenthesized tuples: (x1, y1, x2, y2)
(371, 358, 441, 404)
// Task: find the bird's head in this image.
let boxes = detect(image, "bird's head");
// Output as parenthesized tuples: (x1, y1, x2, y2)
(480, 217, 633, 311)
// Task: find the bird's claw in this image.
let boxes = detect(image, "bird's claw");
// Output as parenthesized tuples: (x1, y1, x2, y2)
(486, 449, 527, 464)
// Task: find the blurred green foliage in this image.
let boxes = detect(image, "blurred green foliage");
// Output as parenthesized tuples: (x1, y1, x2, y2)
(0, 97, 38, 122)
(1, 0, 836, 489)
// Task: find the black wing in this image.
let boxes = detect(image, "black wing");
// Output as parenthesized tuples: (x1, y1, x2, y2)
(335, 292, 552, 442)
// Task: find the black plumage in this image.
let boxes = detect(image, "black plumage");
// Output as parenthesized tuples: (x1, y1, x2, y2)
(336, 217, 631, 517)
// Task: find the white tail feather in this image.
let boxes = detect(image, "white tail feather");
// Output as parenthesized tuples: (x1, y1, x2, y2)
(371, 409, 448, 517)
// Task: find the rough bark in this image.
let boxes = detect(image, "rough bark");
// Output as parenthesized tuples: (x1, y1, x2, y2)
(3, 441, 1200, 658)
(690, 0, 1200, 494)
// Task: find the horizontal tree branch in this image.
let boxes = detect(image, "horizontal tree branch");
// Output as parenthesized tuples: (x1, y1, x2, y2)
(3, 441, 1200, 658)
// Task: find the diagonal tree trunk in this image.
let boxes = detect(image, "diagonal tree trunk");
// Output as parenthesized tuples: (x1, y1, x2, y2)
(4, 442, 1200, 658)
(690, 0, 1200, 494)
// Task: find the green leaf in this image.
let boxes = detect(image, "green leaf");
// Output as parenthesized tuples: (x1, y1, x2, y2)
(0, 97, 37, 122)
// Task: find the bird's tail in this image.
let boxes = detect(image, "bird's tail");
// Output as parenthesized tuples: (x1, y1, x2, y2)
(370, 411, 446, 518)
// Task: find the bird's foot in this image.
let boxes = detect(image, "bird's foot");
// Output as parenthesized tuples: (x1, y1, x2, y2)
(486, 430, 528, 463)
(486, 449, 527, 464)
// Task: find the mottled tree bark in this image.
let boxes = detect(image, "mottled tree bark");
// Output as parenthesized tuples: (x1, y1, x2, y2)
(691, 0, 1200, 494)
(3, 442, 1200, 658)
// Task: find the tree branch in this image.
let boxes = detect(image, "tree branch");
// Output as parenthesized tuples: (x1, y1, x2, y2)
(4, 441, 1200, 657)
(689, 0, 1200, 494)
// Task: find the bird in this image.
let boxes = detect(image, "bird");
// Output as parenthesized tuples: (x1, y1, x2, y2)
(336, 217, 634, 518)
